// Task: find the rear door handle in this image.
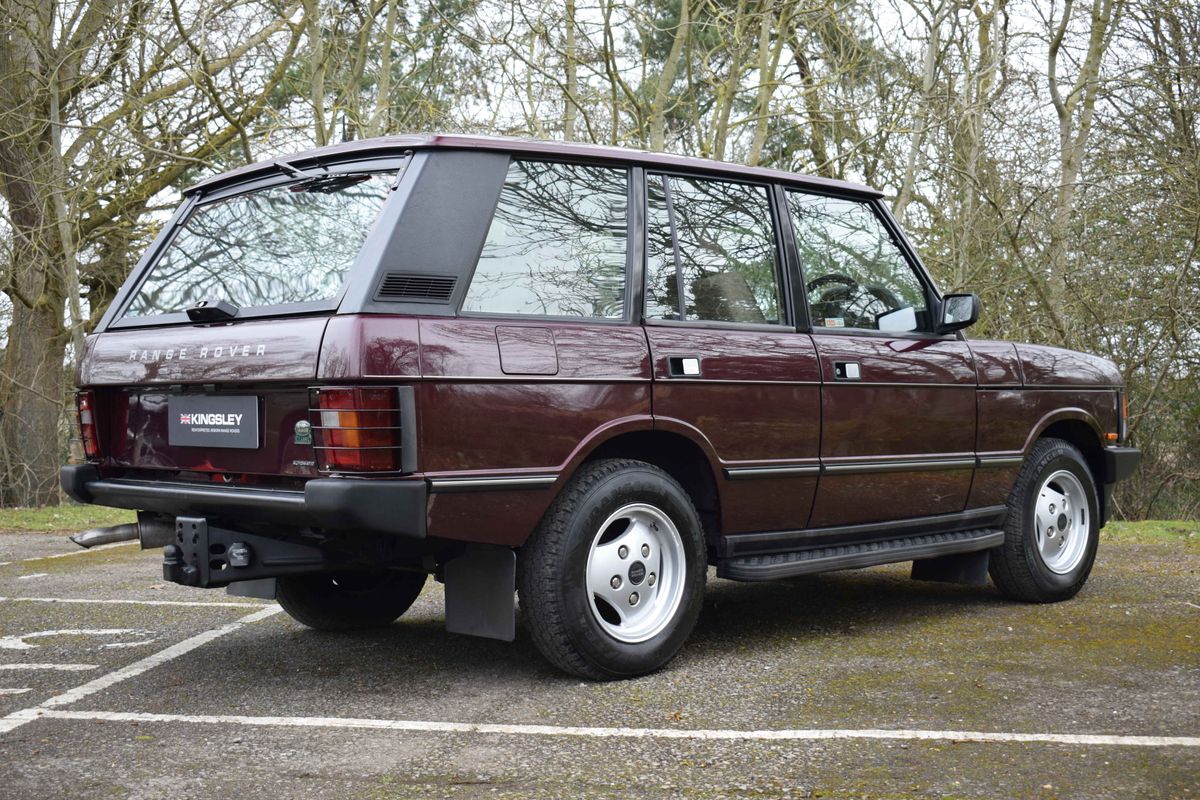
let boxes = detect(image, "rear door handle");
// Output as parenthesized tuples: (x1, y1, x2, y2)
(667, 356, 702, 377)
(833, 361, 861, 380)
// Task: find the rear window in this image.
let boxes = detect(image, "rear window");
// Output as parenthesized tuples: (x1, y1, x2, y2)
(124, 171, 395, 318)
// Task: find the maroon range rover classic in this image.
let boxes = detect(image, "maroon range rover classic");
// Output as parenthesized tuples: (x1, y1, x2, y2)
(62, 134, 1140, 679)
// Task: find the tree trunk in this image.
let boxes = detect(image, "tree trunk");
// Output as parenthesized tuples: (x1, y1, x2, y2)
(711, 0, 749, 162)
(0, 3, 69, 506)
(304, 0, 329, 146)
(650, 0, 690, 151)
(0, 141, 69, 507)
(564, 0, 578, 140)
(789, 31, 834, 178)
(747, 5, 786, 167)
(1045, 0, 1120, 332)
(894, 1, 948, 223)
(0, 297, 69, 507)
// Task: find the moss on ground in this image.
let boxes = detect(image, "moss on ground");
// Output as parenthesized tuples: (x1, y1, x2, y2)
(0, 504, 135, 533)
(1103, 519, 1199, 546)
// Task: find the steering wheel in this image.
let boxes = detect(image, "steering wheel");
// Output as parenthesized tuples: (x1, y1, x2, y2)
(862, 284, 903, 312)
(806, 273, 859, 295)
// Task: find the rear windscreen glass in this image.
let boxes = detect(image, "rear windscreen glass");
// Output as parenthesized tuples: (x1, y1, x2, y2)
(124, 172, 394, 318)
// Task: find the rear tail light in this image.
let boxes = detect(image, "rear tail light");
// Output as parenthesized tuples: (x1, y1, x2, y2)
(75, 390, 102, 461)
(309, 387, 404, 473)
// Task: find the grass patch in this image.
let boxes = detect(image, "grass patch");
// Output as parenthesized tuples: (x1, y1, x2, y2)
(1103, 519, 1199, 544)
(0, 504, 135, 533)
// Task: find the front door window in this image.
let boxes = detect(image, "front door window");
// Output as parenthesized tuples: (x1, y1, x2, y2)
(785, 192, 928, 332)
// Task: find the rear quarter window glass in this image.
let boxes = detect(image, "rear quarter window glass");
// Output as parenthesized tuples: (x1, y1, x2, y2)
(462, 160, 628, 318)
(124, 172, 393, 318)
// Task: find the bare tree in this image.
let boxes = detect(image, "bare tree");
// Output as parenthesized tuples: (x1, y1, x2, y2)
(0, 0, 301, 505)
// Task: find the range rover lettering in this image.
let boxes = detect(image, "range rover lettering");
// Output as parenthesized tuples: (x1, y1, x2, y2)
(61, 135, 1140, 679)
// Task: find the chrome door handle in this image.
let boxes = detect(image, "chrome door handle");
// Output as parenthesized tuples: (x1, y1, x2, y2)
(667, 356, 702, 377)
(833, 361, 861, 380)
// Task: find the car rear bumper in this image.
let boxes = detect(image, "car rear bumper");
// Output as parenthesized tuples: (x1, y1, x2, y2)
(60, 465, 426, 539)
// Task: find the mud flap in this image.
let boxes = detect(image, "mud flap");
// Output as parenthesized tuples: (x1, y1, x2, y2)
(226, 578, 278, 599)
(444, 546, 516, 641)
(911, 549, 991, 586)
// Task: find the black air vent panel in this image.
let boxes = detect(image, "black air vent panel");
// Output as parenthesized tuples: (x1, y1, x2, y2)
(375, 273, 457, 303)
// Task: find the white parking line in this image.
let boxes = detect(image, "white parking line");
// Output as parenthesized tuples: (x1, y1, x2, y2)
(0, 688, 32, 695)
(8, 709, 1197, 748)
(16, 573, 48, 580)
(0, 596, 265, 609)
(0, 664, 97, 672)
(0, 605, 281, 735)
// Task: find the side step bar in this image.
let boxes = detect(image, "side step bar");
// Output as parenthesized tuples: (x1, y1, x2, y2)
(717, 528, 1004, 582)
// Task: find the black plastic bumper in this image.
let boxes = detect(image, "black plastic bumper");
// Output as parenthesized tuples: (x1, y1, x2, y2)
(1097, 446, 1140, 525)
(1102, 446, 1141, 484)
(60, 465, 426, 539)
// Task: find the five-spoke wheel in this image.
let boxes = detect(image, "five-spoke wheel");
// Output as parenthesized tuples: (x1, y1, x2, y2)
(991, 437, 1100, 602)
(1032, 469, 1090, 575)
(585, 503, 686, 644)
(518, 459, 707, 680)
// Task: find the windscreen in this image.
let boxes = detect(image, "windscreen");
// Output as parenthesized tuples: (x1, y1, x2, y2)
(124, 171, 395, 318)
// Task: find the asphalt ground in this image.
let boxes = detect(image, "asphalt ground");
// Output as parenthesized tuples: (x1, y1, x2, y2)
(0, 528, 1196, 799)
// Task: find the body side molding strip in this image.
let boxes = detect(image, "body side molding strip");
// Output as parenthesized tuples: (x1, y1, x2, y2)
(724, 464, 821, 480)
(976, 453, 1024, 468)
(820, 457, 976, 475)
(428, 475, 558, 493)
(724, 455, 998, 482)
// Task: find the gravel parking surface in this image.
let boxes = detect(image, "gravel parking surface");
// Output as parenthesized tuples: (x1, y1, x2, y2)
(0, 530, 1196, 799)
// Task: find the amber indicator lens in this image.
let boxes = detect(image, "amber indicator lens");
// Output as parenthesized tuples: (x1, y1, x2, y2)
(75, 390, 101, 460)
(311, 387, 401, 472)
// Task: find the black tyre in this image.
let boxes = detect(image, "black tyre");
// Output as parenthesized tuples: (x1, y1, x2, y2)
(276, 569, 427, 631)
(990, 437, 1100, 602)
(518, 459, 707, 680)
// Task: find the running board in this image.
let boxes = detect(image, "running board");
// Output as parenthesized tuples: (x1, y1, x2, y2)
(717, 528, 1005, 582)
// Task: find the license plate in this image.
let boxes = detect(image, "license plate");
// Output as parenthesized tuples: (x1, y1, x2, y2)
(168, 395, 260, 449)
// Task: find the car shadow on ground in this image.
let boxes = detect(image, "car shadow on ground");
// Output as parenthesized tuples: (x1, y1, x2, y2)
(697, 570, 1002, 638)
(227, 568, 1011, 688)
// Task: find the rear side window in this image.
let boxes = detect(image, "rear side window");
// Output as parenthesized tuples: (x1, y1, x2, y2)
(125, 172, 395, 318)
(786, 192, 929, 332)
(462, 160, 628, 318)
(645, 174, 782, 325)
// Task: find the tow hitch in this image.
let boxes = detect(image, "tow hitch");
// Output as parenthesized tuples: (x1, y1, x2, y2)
(162, 516, 325, 588)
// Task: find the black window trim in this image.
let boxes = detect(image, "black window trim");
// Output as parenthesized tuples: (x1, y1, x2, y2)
(642, 168, 792, 330)
(455, 155, 637, 325)
(105, 157, 411, 331)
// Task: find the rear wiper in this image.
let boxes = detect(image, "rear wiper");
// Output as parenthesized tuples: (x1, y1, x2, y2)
(186, 298, 239, 322)
(288, 173, 373, 194)
(272, 158, 319, 180)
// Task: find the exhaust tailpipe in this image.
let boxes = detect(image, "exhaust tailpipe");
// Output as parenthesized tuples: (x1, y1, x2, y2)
(135, 512, 176, 549)
(70, 523, 138, 549)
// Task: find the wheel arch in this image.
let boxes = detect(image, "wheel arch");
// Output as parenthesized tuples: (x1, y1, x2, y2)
(1027, 410, 1106, 488)
(568, 426, 724, 551)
